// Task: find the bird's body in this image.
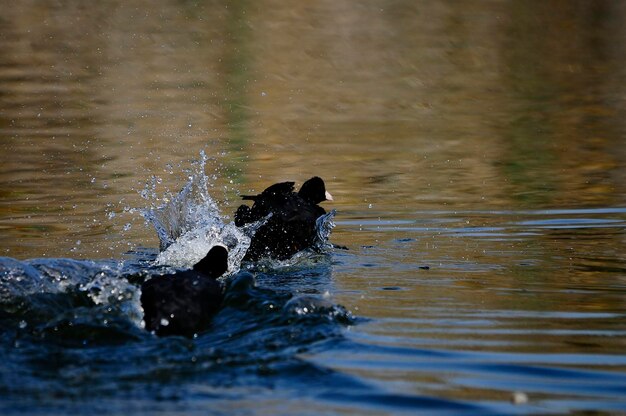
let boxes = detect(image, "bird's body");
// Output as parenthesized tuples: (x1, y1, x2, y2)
(140, 245, 228, 337)
(235, 177, 332, 261)
(140, 270, 222, 337)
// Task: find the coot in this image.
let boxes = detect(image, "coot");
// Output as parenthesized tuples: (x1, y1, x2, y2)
(140, 245, 228, 337)
(235, 176, 333, 261)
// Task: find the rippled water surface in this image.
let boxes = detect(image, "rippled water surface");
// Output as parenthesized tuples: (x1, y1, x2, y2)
(1, 1, 626, 415)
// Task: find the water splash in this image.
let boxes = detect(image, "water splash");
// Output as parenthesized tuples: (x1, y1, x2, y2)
(315, 209, 336, 248)
(141, 151, 252, 272)
(141, 152, 337, 271)
(141, 151, 220, 251)
(155, 220, 251, 272)
(0, 257, 144, 328)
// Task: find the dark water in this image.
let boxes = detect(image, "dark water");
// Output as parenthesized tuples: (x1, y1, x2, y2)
(2, 1, 626, 415)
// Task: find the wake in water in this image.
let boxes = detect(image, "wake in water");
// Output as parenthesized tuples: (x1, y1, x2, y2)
(1, 151, 343, 335)
(0, 152, 371, 415)
(0, 152, 340, 340)
(0, 256, 146, 346)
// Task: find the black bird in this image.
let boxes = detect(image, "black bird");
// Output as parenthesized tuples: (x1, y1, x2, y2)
(235, 176, 333, 261)
(140, 245, 228, 337)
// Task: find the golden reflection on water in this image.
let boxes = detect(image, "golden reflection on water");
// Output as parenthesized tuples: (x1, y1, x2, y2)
(0, 1, 623, 239)
(1, 1, 625, 259)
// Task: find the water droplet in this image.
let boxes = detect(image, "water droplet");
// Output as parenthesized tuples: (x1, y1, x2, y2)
(261, 91, 267, 97)
(19, 320, 27, 329)
(368, 203, 373, 209)
(511, 391, 528, 405)
(160, 318, 170, 326)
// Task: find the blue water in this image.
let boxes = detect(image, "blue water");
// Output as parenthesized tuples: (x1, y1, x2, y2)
(0, 255, 509, 416)
(0, 253, 356, 414)
(2, 168, 626, 415)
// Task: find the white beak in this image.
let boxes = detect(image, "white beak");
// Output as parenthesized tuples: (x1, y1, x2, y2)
(325, 191, 334, 201)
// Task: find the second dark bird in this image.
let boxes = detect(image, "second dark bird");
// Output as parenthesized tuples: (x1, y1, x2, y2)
(140, 245, 228, 337)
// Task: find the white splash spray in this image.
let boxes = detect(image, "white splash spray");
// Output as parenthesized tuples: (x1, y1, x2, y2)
(141, 151, 251, 273)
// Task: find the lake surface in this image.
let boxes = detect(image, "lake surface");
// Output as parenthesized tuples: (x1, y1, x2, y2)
(1, 1, 626, 414)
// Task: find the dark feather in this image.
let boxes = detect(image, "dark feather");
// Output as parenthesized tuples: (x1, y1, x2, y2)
(140, 246, 228, 337)
(235, 177, 331, 261)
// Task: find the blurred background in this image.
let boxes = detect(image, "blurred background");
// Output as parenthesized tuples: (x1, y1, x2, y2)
(0, 0, 625, 258)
